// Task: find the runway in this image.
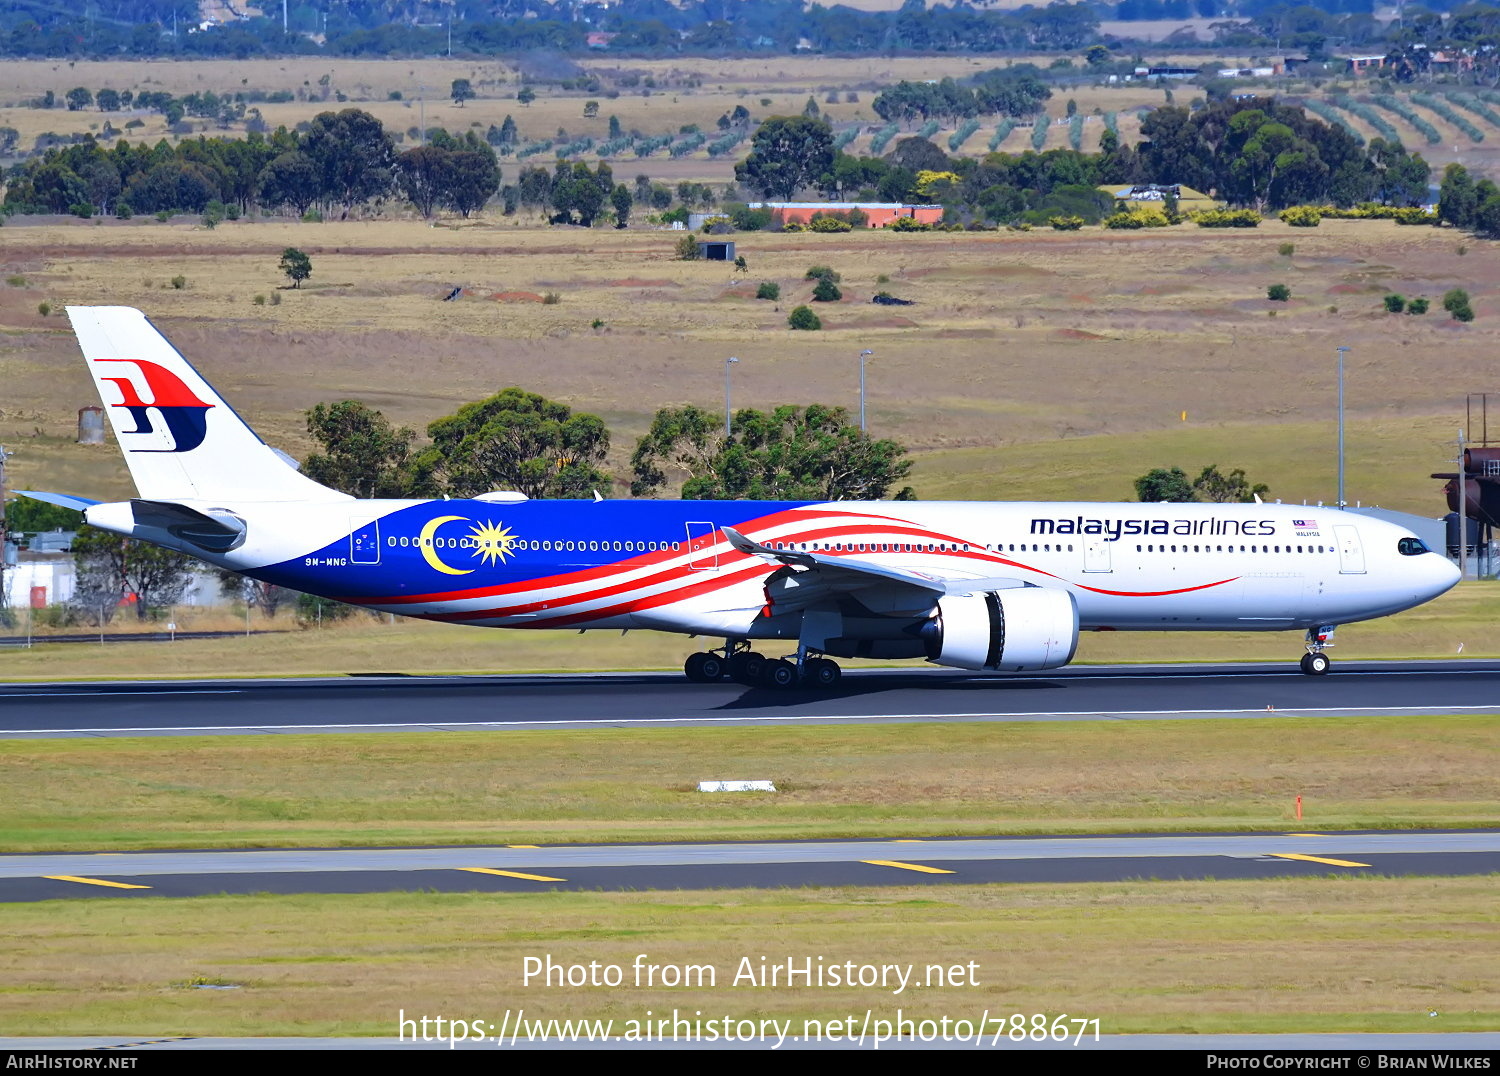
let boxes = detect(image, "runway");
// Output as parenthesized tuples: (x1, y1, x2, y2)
(4, 830, 1498, 902)
(1, 659, 1498, 738)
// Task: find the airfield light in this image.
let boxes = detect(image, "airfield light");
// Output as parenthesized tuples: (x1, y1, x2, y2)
(1336, 346, 1350, 508)
(859, 349, 874, 433)
(724, 356, 740, 439)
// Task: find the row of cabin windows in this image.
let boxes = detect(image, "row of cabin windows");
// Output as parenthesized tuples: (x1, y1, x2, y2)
(388, 536, 686, 552)
(1136, 543, 1329, 554)
(385, 535, 1330, 557)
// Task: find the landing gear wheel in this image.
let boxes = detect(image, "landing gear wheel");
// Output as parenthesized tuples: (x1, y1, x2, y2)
(763, 659, 798, 689)
(699, 652, 727, 681)
(729, 651, 766, 684)
(1301, 652, 1331, 676)
(684, 652, 714, 682)
(805, 657, 841, 688)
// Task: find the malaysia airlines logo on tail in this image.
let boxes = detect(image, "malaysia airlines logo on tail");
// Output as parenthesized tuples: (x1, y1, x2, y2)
(94, 359, 215, 453)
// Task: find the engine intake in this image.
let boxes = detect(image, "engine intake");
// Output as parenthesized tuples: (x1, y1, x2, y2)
(921, 587, 1078, 672)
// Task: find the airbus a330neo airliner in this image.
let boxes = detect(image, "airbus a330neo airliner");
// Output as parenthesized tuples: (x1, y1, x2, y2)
(20, 307, 1460, 688)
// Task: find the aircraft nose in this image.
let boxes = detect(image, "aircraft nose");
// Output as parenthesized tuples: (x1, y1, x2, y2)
(1432, 554, 1463, 596)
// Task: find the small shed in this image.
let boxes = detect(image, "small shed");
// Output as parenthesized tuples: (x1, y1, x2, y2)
(698, 240, 735, 262)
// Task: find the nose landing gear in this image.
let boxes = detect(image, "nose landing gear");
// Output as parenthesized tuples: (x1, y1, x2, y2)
(1300, 626, 1336, 675)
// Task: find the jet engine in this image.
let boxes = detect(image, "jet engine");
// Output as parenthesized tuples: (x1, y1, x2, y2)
(920, 587, 1078, 672)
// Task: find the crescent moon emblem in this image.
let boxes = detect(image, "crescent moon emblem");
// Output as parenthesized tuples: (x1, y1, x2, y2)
(418, 515, 474, 575)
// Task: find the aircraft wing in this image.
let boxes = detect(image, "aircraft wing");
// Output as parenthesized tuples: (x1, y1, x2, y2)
(721, 526, 1027, 600)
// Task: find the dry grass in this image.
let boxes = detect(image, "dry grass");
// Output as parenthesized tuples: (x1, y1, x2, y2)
(2, 714, 1496, 851)
(1, 217, 1491, 518)
(1, 877, 1496, 1035)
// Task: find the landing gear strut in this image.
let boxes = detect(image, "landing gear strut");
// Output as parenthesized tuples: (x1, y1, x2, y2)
(1300, 625, 1336, 675)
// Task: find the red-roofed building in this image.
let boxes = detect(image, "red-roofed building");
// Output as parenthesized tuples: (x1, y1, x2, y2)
(752, 202, 944, 228)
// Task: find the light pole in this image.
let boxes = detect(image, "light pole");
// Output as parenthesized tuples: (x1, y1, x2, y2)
(1336, 346, 1349, 508)
(859, 349, 873, 433)
(724, 356, 739, 439)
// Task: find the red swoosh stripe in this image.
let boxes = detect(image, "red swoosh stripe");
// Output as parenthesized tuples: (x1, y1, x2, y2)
(396, 523, 1241, 627)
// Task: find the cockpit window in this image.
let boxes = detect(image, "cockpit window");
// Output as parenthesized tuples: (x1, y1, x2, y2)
(1397, 537, 1430, 556)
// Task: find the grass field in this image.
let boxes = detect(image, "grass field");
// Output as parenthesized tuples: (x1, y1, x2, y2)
(2, 877, 1496, 1036)
(1, 216, 1489, 520)
(3, 714, 1496, 851)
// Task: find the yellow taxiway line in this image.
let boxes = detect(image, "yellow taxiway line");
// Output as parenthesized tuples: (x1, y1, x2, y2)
(44, 875, 151, 890)
(862, 859, 955, 875)
(458, 867, 566, 882)
(1267, 853, 1371, 868)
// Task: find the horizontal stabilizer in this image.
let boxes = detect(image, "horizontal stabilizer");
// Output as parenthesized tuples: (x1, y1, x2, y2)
(10, 490, 101, 512)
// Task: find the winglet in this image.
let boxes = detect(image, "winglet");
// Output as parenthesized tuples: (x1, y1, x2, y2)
(721, 525, 813, 566)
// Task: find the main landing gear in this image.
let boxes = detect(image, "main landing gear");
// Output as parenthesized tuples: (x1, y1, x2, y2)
(1299, 625, 1336, 676)
(683, 642, 842, 689)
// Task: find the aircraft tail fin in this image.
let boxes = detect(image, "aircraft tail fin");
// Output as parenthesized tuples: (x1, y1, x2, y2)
(66, 306, 349, 504)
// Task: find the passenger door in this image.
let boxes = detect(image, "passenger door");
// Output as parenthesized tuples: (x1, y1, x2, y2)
(685, 521, 719, 570)
(1334, 524, 1366, 575)
(1083, 534, 1112, 573)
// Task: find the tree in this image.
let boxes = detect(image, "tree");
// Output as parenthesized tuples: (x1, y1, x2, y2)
(302, 401, 416, 498)
(550, 160, 608, 226)
(395, 145, 448, 218)
(788, 305, 821, 330)
(1267, 283, 1290, 301)
(65, 87, 92, 112)
(610, 182, 632, 228)
(1444, 288, 1475, 322)
(95, 88, 120, 112)
(1440, 163, 1478, 230)
(80, 160, 121, 216)
(631, 403, 911, 501)
(735, 116, 834, 201)
(411, 388, 612, 499)
(301, 109, 396, 210)
(517, 86, 536, 107)
(583, 100, 599, 119)
(215, 568, 293, 619)
(1191, 465, 1268, 503)
(257, 151, 320, 217)
(1134, 467, 1194, 502)
(451, 78, 475, 108)
(279, 247, 312, 288)
(439, 150, 501, 217)
(71, 526, 193, 623)
(812, 277, 841, 302)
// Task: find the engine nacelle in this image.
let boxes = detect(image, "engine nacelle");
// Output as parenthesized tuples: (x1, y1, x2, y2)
(922, 587, 1078, 672)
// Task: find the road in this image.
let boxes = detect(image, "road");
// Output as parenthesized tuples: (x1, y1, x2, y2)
(1, 660, 1496, 738)
(5, 830, 1499, 902)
